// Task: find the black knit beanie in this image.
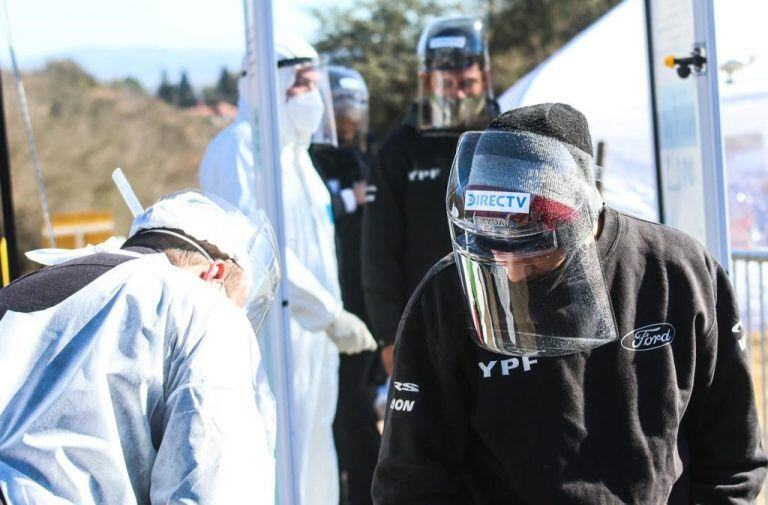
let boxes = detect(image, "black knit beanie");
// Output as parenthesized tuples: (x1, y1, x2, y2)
(467, 103, 603, 222)
(487, 103, 593, 157)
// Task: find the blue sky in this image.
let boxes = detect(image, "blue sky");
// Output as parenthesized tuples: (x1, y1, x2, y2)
(2, 0, 322, 60)
(1, 0, 765, 91)
(3, 0, 765, 61)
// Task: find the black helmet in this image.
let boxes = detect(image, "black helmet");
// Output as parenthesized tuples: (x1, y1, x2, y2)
(328, 66, 369, 150)
(418, 16, 490, 73)
(416, 17, 495, 131)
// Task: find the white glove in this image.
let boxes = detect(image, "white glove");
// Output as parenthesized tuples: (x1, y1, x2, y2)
(326, 310, 378, 355)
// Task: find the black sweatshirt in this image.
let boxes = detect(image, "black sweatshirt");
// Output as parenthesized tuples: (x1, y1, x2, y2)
(362, 106, 463, 347)
(0, 248, 150, 318)
(373, 207, 768, 504)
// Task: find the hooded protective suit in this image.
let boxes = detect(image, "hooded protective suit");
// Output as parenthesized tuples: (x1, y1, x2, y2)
(0, 193, 277, 505)
(199, 36, 368, 505)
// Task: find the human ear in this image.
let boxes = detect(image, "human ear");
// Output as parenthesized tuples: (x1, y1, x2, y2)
(201, 260, 227, 282)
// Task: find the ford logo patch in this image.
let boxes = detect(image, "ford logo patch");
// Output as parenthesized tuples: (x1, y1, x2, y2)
(621, 323, 676, 352)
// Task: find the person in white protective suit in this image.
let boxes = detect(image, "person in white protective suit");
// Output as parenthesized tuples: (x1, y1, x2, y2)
(199, 35, 377, 505)
(0, 190, 280, 505)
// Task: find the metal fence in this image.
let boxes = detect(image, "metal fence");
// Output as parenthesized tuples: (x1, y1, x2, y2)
(732, 249, 768, 497)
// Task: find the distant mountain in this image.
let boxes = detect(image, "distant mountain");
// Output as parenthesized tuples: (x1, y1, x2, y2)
(22, 47, 242, 92)
(2, 61, 232, 272)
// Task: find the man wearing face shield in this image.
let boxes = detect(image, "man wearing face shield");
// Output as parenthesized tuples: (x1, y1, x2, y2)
(0, 190, 280, 504)
(309, 66, 382, 505)
(362, 16, 500, 376)
(199, 35, 376, 505)
(372, 104, 767, 504)
(310, 66, 371, 225)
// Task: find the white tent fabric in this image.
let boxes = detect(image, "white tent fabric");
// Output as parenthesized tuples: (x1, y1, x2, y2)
(499, 0, 768, 235)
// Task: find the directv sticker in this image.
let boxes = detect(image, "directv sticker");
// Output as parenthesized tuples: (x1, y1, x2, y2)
(465, 190, 531, 213)
(429, 36, 467, 49)
(339, 77, 365, 91)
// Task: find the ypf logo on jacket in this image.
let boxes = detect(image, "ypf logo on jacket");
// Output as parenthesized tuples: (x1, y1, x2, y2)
(408, 168, 442, 182)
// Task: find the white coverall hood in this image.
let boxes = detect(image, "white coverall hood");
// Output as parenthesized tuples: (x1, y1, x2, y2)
(130, 191, 257, 274)
(238, 35, 324, 148)
(276, 35, 322, 149)
(237, 53, 255, 124)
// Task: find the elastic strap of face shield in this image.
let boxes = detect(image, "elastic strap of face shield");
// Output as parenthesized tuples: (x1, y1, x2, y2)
(277, 57, 314, 68)
(136, 228, 216, 263)
(136, 228, 244, 297)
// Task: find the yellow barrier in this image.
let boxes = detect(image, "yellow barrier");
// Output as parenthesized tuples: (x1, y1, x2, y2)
(1, 237, 9, 287)
(41, 211, 115, 249)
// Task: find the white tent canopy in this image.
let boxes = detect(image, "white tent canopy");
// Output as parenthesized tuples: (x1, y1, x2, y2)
(499, 0, 768, 245)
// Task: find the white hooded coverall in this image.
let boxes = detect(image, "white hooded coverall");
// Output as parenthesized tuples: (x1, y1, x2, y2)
(0, 253, 276, 504)
(199, 49, 343, 505)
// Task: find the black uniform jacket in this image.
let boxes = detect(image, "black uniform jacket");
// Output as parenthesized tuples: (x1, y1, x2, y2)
(310, 146, 370, 318)
(362, 106, 466, 347)
(373, 208, 768, 504)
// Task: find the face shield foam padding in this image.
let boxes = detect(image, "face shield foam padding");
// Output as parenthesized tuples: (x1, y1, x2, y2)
(446, 130, 617, 357)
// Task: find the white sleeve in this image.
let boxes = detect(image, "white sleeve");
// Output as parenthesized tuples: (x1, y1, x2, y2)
(150, 300, 275, 505)
(200, 123, 341, 332)
(286, 248, 343, 331)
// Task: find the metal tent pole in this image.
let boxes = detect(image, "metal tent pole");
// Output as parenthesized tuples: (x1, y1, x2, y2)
(0, 68, 18, 282)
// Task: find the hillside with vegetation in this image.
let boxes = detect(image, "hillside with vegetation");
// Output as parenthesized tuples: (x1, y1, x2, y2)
(3, 61, 229, 272)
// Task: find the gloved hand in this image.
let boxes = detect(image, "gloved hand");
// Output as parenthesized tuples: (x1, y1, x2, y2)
(326, 310, 378, 355)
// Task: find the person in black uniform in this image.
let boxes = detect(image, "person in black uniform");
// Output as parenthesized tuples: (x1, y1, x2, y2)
(362, 16, 500, 375)
(310, 66, 382, 505)
(373, 103, 768, 504)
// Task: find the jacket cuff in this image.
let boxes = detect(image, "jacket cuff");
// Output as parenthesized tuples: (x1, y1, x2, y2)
(340, 188, 358, 214)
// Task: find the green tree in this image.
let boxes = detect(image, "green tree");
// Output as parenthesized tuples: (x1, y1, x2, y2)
(487, 0, 622, 91)
(157, 70, 176, 105)
(311, 0, 621, 138)
(215, 67, 239, 105)
(114, 77, 145, 95)
(177, 71, 197, 108)
(311, 0, 457, 140)
(203, 67, 239, 106)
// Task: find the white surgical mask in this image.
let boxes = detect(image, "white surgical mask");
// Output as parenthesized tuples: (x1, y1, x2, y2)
(286, 90, 325, 135)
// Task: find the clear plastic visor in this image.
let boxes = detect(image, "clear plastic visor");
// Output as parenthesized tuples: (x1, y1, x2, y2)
(241, 209, 281, 338)
(333, 93, 369, 150)
(446, 130, 616, 356)
(451, 228, 617, 357)
(417, 65, 493, 130)
(284, 57, 338, 147)
(169, 190, 281, 338)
